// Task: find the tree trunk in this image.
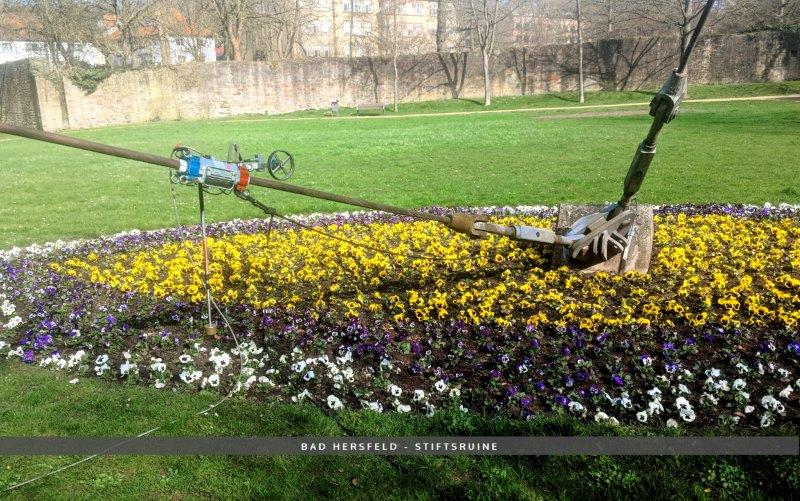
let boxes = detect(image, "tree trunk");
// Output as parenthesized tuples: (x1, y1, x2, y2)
(393, 52, 399, 112)
(577, 0, 585, 103)
(482, 49, 491, 106)
(436, 0, 447, 52)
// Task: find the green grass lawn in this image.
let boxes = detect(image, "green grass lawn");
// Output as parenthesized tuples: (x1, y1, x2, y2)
(1, 82, 799, 249)
(1, 362, 797, 499)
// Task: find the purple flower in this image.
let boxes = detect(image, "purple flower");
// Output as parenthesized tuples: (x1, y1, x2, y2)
(663, 342, 675, 352)
(589, 384, 600, 395)
(530, 338, 540, 349)
(22, 350, 34, 364)
(611, 375, 624, 386)
(520, 396, 531, 408)
(555, 395, 570, 406)
(505, 386, 519, 397)
(106, 314, 117, 326)
(596, 333, 609, 344)
(685, 337, 695, 346)
(564, 375, 574, 387)
(562, 346, 571, 356)
(577, 369, 590, 381)
(489, 369, 501, 379)
(788, 341, 800, 355)
(535, 381, 546, 391)
(665, 362, 678, 373)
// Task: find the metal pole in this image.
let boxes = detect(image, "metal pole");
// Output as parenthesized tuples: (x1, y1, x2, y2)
(198, 185, 217, 337)
(0, 122, 449, 224)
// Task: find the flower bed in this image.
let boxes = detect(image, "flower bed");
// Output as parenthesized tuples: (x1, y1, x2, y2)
(0, 204, 798, 428)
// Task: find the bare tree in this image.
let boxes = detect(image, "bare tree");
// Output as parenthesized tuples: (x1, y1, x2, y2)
(464, 0, 518, 106)
(436, 0, 470, 99)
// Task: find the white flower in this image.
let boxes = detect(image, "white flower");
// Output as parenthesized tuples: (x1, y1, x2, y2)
(705, 368, 720, 378)
(568, 401, 585, 413)
(675, 397, 691, 410)
(303, 370, 315, 381)
(779, 386, 793, 399)
(389, 384, 402, 397)
(179, 370, 196, 384)
(425, 403, 436, 416)
(120, 361, 137, 377)
(648, 401, 664, 415)
(434, 380, 447, 392)
(677, 384, 690, 395)
(594, 412, 609, 422)
(459, 405, 468, 413)
(413, 389, 426, 402)
(179, 354, 192, 364)
(207, 374, 220, 387)
(777, 368, 790, 379)
(679, 408, 696, 422)
(327, 395, 343, 410)
(760, 414, 773, 428)
(154, 380, 166, 389)
(647, 388, 662, 398)
(396, 403, 411, 413)
(294, 389, 312, 402)
(744, 405, 755, 413)
(150, 360, 167, 373)
(68, 378, 79, 384)
(636, 411, 648, 423)
(735, 362, 750, 374)
(291, 361, 306, 373)
(732, 378, 746, 391)
(95, 354, 109, 365)
(94, 363, 110, 376)
(666, 418, 678, 428)
(4, 316, 21, 329)
(449, 388, 461, 398)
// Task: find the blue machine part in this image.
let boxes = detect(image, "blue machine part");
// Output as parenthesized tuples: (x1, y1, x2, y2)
(180, 155, 242, 190)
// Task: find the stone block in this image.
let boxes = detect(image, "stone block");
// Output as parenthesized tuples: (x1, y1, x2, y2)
(551, 204, 654, 274)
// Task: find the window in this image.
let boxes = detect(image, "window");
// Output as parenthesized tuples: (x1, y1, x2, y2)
(414, 2, 423, 15)
(1, 42, 12, 53)
(342, 1, 351, 12)
(429, 2, 438, 16)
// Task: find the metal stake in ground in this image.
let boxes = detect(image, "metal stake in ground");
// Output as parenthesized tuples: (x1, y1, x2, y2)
(198, 185, 217, 338)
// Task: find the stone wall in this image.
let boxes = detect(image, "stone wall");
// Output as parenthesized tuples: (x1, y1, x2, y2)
(2, 30, 797, 131)
(0, 59, 41, 129)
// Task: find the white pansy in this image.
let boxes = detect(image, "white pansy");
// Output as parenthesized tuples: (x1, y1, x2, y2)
(732, 378, 746, 391)
(389, 384, 402, 397)
(568, 401, 584, 413)
(326, 395, 343, 410)
(303, 370, 315, 381)
(594, 412, 609, 422)
(744, 405, 755, 414)
(779, 386, 793, 399)
(636, 411, 648, 423)
(94, 363, 110, 376)
(413, 389, 426, 402)
(449, 388, 461, 398)
(68, 378, 79, 384)
(666, 418, 678, 428)
(179, 354, 192, 364)
(207, 374, 220, 387)
(434, 380, 447, 392)
(95, 354, 109, 365)
(760, 414, 773, 428)
(705, 368, 720, 378)
(120, 361, 137, 376)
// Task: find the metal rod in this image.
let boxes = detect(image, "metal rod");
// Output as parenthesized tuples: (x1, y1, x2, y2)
(198, 185, 214, 330)
(677, 0, 716, 73)
(0, 122, 448, 224)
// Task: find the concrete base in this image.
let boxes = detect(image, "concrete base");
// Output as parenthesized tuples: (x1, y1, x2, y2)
(551, 204, 654, 274)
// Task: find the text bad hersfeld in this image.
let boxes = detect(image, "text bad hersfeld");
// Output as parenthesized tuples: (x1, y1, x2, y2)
(300, 441, 499, 451)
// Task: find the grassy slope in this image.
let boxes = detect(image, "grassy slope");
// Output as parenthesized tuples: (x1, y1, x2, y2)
(1, 363, 797, 499)
(1, 84, 799, 248)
